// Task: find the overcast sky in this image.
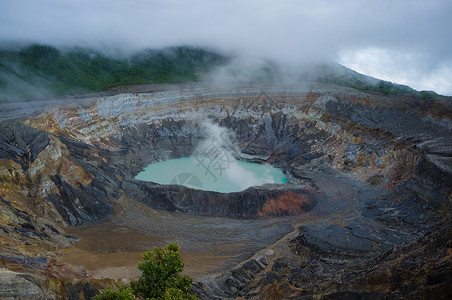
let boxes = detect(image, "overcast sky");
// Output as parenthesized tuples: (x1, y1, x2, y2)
(1, 0, 451, 95)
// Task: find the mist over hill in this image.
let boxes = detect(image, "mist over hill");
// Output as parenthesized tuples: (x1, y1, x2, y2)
(0, 44, 444, 104)
(0, 44, 227, 103)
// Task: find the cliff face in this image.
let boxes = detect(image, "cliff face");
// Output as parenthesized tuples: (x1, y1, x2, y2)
(0, 83, 451, 298)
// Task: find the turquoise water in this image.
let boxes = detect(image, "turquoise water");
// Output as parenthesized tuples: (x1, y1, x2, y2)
(135, 156, 288, 193)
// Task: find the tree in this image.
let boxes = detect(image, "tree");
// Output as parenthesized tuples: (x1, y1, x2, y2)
(131, 243, 196, 299)
(94, 243, 197, 300)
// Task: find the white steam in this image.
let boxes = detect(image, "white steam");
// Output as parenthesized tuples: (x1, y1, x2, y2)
(225, 161, 275, 191)
(194, 119, 276, 190)
(195, 119, 238, 156)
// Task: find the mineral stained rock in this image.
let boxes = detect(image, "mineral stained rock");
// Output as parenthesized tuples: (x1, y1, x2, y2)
(0, 83, 451, 299)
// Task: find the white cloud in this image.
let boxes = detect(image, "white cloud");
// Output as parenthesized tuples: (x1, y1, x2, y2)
(338, 48, 452, 95)
(1, 0, 451, 94)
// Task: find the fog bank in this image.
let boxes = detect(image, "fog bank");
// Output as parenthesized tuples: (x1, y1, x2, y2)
(1, 0, 451, 94)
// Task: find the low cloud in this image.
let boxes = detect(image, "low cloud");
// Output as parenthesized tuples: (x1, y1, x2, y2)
(338, 47, 452, 95)
(1, 0, 451, 94)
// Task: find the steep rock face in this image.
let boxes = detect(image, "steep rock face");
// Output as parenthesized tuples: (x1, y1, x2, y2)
(0, 269, 46, 299)
(0, 84, 451, 298)
(122, 180, 319, 218)
(0, 120, 50, 169)
(0, 119, 114, 228)
(195, 220, 451, 299)
(0, 119, 116, 298)
(0, 268, 111, 300)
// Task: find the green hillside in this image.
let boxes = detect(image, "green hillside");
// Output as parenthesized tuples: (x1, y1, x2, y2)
(308, 62, 442, 99)
(0, 44, 228, 103)
(0, 44, 444, 103)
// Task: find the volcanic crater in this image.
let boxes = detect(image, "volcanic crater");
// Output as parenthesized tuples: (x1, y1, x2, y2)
(0, 83, 451, 299)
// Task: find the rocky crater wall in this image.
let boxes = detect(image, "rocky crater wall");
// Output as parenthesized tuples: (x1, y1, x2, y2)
(0, 84, 451, 298)
(2, 84, 450, 238)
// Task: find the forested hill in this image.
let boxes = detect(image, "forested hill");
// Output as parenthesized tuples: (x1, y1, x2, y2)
(0, 44, 228, 103)
(0, 44, 444, 104)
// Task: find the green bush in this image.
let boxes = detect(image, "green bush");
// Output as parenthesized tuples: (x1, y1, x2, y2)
(94, 285, 135, 300)
(164, 288, 197, 300)
(94, 243, 197, 300)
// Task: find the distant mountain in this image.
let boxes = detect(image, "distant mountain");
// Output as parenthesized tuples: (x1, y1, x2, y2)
(300, 62, 442, 99)
(219, 58, 442, 99)
(0, 44, 228, 103)
(0, 44, 444, 103)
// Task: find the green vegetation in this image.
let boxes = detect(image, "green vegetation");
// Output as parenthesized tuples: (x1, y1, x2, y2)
(94, 285, 135, 300)
(0, 44, 227, 103)
(0, 44, 446, 103)
(312, 62, 443, 99)
(94, 243, 197, 300)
